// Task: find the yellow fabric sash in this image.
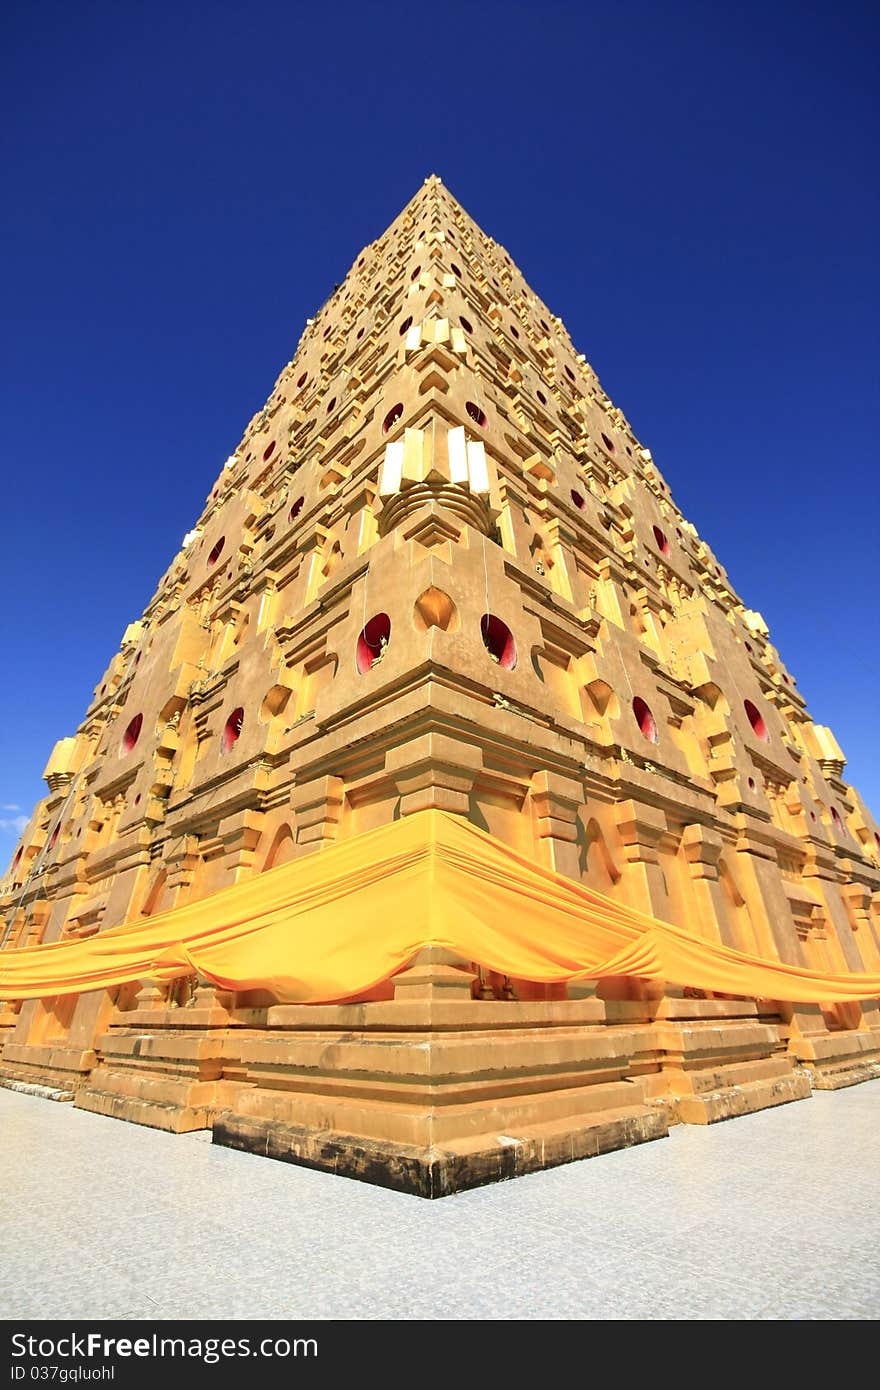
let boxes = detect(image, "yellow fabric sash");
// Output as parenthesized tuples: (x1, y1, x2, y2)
(1, 809, 878, 1004)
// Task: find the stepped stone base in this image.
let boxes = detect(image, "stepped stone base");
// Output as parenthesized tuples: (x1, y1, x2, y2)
(669, 1067, 812, 1124)
(73, 1025, 246, 1133)
(789, 1028, 880, 1090)
(609, 997, 814, 1126)
(6, 995, 880, 1193)
(0, 1042, 95, 1097)
(208, 997, 670, 1194)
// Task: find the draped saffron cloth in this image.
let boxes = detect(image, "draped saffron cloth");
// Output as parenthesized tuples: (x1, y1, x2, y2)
(1, 810, 878, 1004)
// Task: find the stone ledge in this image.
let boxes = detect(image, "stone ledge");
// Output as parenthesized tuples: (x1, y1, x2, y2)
(808, 1060, 880, 1091)
(668, 1070, 812, 1125)
(212, 1103, 668, 1198)
(0, 1060, 92, 1095)
(0, 1077, 74, 1103)
(74, 1086, 215, 1133)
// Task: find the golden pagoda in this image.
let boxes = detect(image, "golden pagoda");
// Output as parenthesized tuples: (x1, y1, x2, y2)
(2, 178, 879, 1195)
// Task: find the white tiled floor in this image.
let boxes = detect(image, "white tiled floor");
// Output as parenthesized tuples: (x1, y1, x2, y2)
(1, 1081, 878, 1320)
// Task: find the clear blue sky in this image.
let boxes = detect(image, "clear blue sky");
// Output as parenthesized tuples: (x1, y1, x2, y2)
(1, 0, 878, 848)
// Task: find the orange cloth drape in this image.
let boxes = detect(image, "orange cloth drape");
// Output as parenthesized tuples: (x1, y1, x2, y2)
(1, 809, 878, 1004)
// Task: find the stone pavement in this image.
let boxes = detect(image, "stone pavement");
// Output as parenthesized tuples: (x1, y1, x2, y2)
(1, 1082, 878, 1320)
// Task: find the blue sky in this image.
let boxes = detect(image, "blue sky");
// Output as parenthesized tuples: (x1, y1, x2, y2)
(1, 0, 878, 846)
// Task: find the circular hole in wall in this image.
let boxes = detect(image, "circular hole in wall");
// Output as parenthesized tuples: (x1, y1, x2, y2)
(383, 403, 404, 434)
(480, 613, 517, 669)
(565, 366, 575, 381)
(536, 390, 547, 405)
(601, 432, 615, 454)
(208, 537, 225, 567)
(874, 831, 880, 851)
(831, 806, 844, 832)
(510, 324, 519, 339)
(296, 372, 308, 389)
(652, 524, 670, 555)
(451, 263, 462, 277)
(12, 847, 23, 872)
(632, 696, 659, 743)
(263, 441, 276, 461)
(122, 713, 143, 755)
(571, 489, 586, 510)
(356, 326, 365, 339)
(399, 316, 413, 335)
(466, 401, 487, 428)
(134, 794, 141, 806)
(289, 495, 305, 522)
(326, 397, 336, 413)
(410, 266, 421, 281)
(460, 316, 473, 334)
(747, 777, 756, 791)
(744, 699, 769, 741)
(222, 707, 245, 754)
(48, 823, 60, 851)
(356, 613, 391, 674)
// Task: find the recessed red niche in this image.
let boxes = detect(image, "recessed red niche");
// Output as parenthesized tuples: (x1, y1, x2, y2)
(632, 696, 658, 743)
(122, 713, 143, 754)
(222, 707, 244, 753)
(356, 614, 391, 673)
(480, 614, 516, 669)
(652, 524, 670, 555)
(744, 699, 769, 742)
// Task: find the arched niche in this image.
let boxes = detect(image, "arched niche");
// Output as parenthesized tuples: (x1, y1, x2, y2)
(583, 677, 619, 721)
(413, 586, 459, 633)
(263, 824, 296, 872)
(141, 867, 170, 917)
(695, 681, 730, 716)
(580, 816, 622, 890)
(261, 683, 294, 722)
